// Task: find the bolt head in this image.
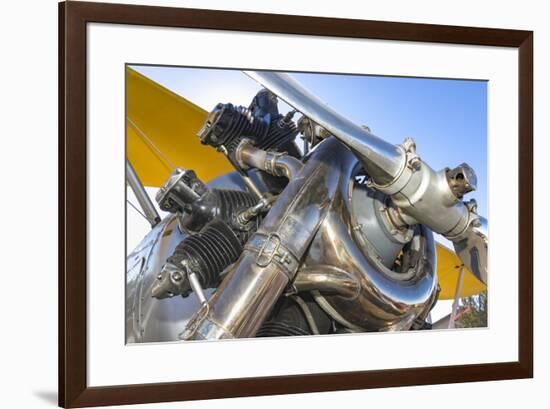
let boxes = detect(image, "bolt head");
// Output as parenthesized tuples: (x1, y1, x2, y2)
(409, 157, 422, 170)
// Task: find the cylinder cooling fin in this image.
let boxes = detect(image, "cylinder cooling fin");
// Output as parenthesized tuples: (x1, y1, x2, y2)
(166, 220, 243, 289)
(197, 89, 299, 157)
(151, 219, 245, 299)
(152, 168, 265, 300)
(156, 167, 261, 237)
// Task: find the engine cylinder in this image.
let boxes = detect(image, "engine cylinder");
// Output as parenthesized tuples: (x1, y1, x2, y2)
(197, 96, 298, 156)
(165, 220, 243, 289)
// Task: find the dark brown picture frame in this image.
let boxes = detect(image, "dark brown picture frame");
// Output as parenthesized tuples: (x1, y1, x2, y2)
(59, 1, 533, 407)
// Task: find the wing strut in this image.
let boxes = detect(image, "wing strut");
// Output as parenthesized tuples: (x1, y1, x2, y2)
(126, 160, 160, 228)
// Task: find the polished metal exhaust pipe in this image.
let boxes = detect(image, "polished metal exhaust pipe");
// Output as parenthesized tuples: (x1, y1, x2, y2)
(184, 138, 439, 338)
(184, 141, 340, 339)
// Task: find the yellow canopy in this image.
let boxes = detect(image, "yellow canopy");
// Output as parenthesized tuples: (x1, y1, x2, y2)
(126, 66, 486, 300)
(126, 66, 232, 187)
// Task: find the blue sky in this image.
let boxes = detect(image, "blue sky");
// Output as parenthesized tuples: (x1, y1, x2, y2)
(131, 65, 487, 218)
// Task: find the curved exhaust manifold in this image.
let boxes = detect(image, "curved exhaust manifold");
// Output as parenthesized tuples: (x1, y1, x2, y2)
(184, 138, 339, 339)
(184, 139, 438, 339)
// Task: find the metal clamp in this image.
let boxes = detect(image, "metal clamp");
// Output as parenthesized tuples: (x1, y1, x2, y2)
(256, 232, 283, 267)
(244, 233, 299, 279)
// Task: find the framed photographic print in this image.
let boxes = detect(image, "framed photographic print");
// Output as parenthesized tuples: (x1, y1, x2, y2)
(59, 1, 533, 407)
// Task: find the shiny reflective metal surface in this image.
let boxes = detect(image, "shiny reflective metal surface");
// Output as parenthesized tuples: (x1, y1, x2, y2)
(126, 215, 198, 342)
(126, 173, 248, 343)
(246, 71, 486, 281)
(244, 71, 404, 185)
(298, 140, 437, 331)
(127, 72, 487, 342)
(184, 138, 438, 339)
(235, 139, 303, 180)
(185, 138, 340, 339)
(350, 185, 414, 267)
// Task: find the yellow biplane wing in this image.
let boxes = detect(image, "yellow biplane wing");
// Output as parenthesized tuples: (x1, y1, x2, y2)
(126, 66, 232, 187)
(126, 66, 486, 299)
(436, 243, 486, 299)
